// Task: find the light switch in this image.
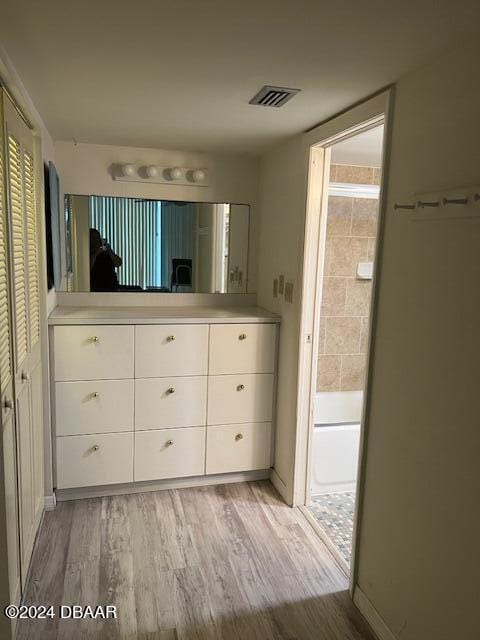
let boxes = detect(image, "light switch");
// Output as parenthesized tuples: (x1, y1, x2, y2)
(273, 278, 278, 298)
(284, 282, 294, 303)
(278, 275, 285, 295)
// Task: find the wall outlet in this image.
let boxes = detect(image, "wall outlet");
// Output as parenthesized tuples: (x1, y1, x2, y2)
(278, 275, 285, 295)
(273, 278, 278, 298)
(284, 281, 294, 303)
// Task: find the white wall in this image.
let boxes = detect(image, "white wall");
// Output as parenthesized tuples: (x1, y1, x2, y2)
(355, 37, 480, 640)
(257, 36, 480, 640)
(54, 141, 259, 292)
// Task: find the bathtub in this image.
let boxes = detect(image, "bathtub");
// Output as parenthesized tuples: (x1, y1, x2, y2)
(310, 391, 362, 496)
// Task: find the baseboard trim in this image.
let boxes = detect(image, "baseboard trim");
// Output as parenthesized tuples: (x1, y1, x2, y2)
(353, 586, 397, 640)
(44, 494, 57, 510)
(56, 469, 271, 501)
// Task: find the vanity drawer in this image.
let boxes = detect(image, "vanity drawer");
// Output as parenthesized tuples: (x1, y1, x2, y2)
(135, 325, 208, 378)
(134, 427, 205, 481)
(207, 374, 274, 425)
(206, 422, 272, 474)
(209, 324, 276, 374)
(53, 325, 134, 381)
(135, 377, 207, 429)
(56, 432, 133, 489)
(55, 380, 134, 436)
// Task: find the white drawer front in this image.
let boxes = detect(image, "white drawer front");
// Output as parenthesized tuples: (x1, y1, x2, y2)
(209, 324, 276, 374)
(207, 374, 273, 425)
(55, 380, 134, 436)
(54, 325, 134, 381)
(206, 423, 272, 474)
(135, 325, 208, 378)
(134, 427, 205, 481)
(56, 432, 133, 489)
(135, 377, 207, 430)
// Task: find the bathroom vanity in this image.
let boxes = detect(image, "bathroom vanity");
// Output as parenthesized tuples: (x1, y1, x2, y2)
(49, 305, 280, 499)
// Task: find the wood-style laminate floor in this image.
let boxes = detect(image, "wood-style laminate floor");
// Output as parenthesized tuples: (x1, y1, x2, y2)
(17, 481, 374, 640)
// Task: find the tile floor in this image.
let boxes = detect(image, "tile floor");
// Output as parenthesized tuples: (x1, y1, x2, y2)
(308, 491, 355, 565)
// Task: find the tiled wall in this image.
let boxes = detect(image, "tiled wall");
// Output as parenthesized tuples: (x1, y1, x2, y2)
(316, 164, 380, 392)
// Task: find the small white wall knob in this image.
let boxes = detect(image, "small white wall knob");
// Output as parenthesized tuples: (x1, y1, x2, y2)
(122, 163, 136, 177)
(192, 169, 206, 183)
(146, 165, 159, 178)
(170, 167, 184, 180)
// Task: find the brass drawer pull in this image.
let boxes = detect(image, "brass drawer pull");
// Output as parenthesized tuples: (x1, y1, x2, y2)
(21, 371, 29, 382)
(167, 387, 175, 394)
(91, 336, 100, 343)
(3, 399, 13, 410)
(165, 439, 174, 447)
(92, 445, 100, 452)
(167, 335, 176, 342)
(235, 433, 243, 441)
(92, 392, 99, 398)
(237, 384, 245, 391)
(239, 333, 247, 340)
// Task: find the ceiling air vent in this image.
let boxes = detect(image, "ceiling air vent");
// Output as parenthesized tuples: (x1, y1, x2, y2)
(249, 85, 301, 108)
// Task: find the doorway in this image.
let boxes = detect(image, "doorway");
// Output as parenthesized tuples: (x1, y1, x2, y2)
(299, 122, 386, 575)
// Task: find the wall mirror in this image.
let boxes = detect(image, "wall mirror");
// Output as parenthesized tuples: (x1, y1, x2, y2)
(64, 195, 250, 293)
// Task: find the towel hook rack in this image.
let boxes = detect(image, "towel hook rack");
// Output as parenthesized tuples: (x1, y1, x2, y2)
(443, 196, 469, 206)
(394, 203, 416, 211)
(417, 200, 440, 208)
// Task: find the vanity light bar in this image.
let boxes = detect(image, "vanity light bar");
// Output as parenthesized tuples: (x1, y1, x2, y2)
(115, 164, 209, 187)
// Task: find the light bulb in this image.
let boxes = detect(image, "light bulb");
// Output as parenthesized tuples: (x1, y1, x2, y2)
(192, 169, 206, 183)
(146, 165, 159, 178)
(122, 163, 136, 177)
(170, 167, 184, 180)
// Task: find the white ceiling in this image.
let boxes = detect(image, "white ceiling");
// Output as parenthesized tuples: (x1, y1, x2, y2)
(331, 126, 384, 167)
(1, 1, 479, 155)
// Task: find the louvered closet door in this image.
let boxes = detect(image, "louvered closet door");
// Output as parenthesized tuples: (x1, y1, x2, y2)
(0, 93, 21, 608)
(4, 94, 44, 588)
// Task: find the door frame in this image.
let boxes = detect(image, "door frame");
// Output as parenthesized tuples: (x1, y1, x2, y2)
(293, 88, 395, 593)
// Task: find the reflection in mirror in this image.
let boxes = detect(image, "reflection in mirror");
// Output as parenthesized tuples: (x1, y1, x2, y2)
(65, 195, 250, 293)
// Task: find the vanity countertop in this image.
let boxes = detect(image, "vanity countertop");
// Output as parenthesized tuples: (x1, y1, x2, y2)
(48, 305, 281, 325)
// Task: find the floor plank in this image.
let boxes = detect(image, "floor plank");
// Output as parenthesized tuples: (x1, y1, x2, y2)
(17, 481, 374, 640)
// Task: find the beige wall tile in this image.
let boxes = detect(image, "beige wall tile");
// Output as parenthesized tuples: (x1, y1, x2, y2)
(360, 317, 370, 353)
(372, 167, 382, 185)
(341, 354, 367, 391)
(335, 165, 374, 184)
(367, 237, 376, 261)
(345, 279, 372, 316)
(329, 164, 337, 182)
(321, 277, 346, 316)
(326, 196, 352, 236)
(317, 355, 341, 392)
(326, 236, 369, 277)
(325, 317, 361, 354)
(318, 316, 326, 354)
(351, 198, 379, 236)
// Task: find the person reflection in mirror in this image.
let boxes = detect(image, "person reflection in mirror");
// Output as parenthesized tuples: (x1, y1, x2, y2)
(89, 228, 122, 291)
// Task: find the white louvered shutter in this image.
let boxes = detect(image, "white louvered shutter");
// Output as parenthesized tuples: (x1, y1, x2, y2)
(23, 150, 39, 347)
(7, 134, 28, 368)
(0, 132, 12, 387)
